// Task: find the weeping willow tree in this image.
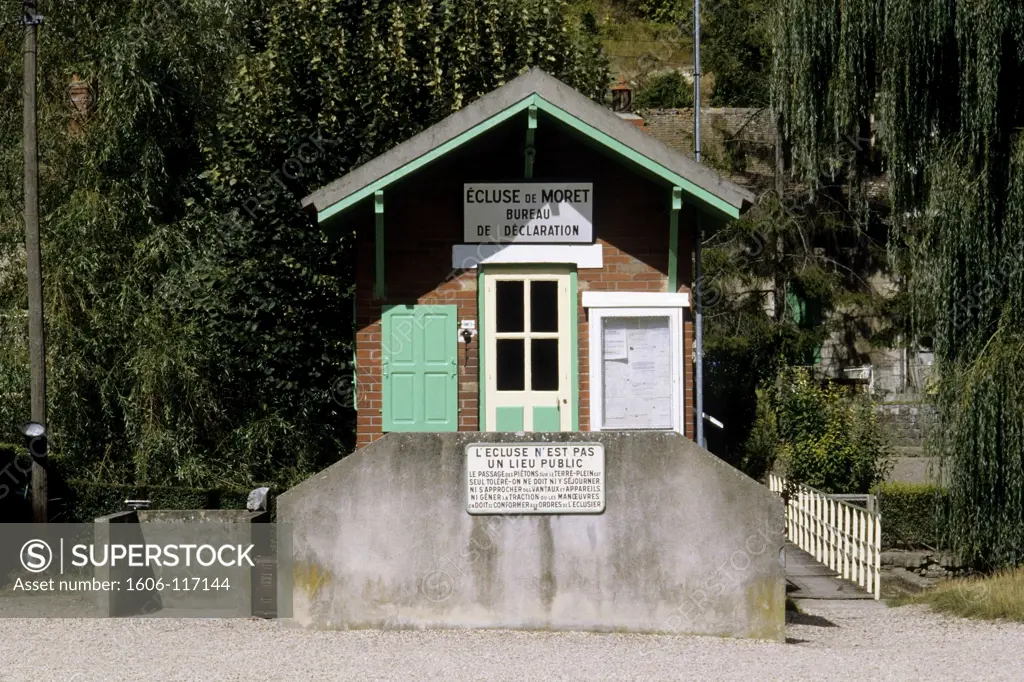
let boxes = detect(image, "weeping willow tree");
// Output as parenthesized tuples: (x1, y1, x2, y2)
(773, 0, 1024, 568)
(0, 0, 607, 492)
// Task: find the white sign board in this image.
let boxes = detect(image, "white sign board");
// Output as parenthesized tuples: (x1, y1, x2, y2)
(465, 443, 605, 514)
(464, 183, 593, 244)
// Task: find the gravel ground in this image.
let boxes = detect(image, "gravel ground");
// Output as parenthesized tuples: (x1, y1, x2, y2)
(1, 600, 1021, 681)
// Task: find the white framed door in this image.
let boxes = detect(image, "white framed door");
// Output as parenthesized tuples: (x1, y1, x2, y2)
(483, 267, 572, 431)
(588, 306, 684, 433)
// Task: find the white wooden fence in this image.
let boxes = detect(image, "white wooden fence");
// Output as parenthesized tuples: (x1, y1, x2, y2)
(768, 474, 882, 599)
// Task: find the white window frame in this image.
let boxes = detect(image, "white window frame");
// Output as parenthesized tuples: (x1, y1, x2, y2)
(587, 304, 685, 434)
(483, 266, 573, 431)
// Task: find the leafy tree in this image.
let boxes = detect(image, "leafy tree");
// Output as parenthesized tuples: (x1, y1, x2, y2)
(609, 0, 770, 107)
(703, 0, 771, 107)
(621, 0, 688, 25)
(0, 0, 608, 491)
(700, 187, 891, 470)
(772, 0, 1024, 568)
(634, 70, 693, 108)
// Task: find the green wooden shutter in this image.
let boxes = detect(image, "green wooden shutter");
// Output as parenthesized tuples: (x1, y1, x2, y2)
(382, 305, 458, 432)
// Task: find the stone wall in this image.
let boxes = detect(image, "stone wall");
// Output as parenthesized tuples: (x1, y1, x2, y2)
(881, 550, 968, 579)
(877, 401, 938, 448)
(277, 431, 786, 640)
(641, 107, 776, 181)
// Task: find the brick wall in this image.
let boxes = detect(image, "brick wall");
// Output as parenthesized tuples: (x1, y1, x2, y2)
(353, 110, 696, 447)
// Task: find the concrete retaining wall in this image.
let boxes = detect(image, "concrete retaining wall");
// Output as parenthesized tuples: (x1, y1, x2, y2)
(93, 509, 272, 617)
(277, 431, 786, 640)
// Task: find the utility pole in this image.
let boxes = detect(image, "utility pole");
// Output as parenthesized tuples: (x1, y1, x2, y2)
(693, 0, 705, 448)
(23, 0, 48, 524)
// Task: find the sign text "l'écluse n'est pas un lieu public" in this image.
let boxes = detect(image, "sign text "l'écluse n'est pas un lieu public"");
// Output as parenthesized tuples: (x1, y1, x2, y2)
(464, 183, 593, 244)
(466, 443, 605, 515)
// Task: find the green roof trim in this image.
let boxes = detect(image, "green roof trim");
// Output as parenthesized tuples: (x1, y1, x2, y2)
(317, 95, 536, 223)
(532, 99, 739, 219)
(304, 69, 754, 223)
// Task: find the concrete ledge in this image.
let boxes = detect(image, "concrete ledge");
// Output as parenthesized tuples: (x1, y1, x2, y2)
(277, 431, 785, 640)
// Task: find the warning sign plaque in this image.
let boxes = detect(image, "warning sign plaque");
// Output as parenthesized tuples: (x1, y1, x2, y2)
(465, 443, 605, 515)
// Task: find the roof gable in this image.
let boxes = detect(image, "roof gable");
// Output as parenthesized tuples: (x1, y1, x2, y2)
(302, 69, 755, 221)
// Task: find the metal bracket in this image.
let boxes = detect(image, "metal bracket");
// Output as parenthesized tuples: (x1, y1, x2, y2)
(21, 11, 44, 26)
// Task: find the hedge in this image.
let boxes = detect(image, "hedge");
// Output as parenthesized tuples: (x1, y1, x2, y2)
(0, 445, 32, 523)
(0, 445, 258, 522)
(875, 482, 947, 550)
(59, 481, 253, 523)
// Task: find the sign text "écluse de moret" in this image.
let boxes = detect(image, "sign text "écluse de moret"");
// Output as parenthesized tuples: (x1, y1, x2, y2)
(464, 183, 593, 244)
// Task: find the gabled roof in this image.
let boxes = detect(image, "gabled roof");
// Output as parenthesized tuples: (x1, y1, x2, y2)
(302, 68, 756, 221)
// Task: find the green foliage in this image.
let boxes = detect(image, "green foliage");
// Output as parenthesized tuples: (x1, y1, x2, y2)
(701, 186, 890, 467)
(740, 387, 778, 481)
(874, 482, 945, 550)
(772, 0, 1024, 568)
(0, 444, 31, 523)
(57, 480, 252, 524)
(749, 367, 891, 493)
(897, 567, 1024, 623)
(630, 0, 688, 24)
(634, 70, 692, 108)
(0, 1, 609, 492)
(704, 0, 771, 106)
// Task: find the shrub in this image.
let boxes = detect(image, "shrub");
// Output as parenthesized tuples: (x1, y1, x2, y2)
(0, 444, 32, 523)
(748, 367, 892, 492)
(635, 70, 694, 109)
(0, 442, 257, 522)
(55, 481, 257, 523)
(740, 387, 778, 481)
(875, 482, 946, 549)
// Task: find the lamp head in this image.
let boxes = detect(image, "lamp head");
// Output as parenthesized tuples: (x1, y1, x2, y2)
(20, 421, 45, 438)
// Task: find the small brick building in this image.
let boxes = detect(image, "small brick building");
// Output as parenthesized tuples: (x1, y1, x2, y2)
(302, 70, 752, 448)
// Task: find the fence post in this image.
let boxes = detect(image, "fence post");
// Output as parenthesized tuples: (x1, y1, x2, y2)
(843, 504, 851, 581)
(811, 492, 818, 562)
(854, 508, 862, 587)
(800, 488, 808, 551)
(861, 510, 869, 591)
(874, 514, 882, 599)
(839, 504, 846, 580)
(825, 498, 833, 572)
(814, 494, 820, 563)
(795, 488, 802, 549)
(865, 509, 874, 593)
(787, 482, 794, 540)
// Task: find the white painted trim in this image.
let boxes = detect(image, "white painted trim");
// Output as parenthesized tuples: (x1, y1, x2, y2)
(453, 244, 603, 270)
(582, 292, 690, 308)
(483, 269, 573, 431)
(588, 306, 685, 436)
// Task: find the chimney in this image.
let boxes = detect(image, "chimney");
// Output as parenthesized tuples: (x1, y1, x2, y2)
(610, 78, 632, 113)
(616, 112, 647, 129)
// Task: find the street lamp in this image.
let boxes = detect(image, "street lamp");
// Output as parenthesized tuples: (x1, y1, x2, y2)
(19, 421, 47, 458)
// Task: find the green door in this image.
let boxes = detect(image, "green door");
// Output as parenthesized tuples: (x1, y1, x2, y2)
(382, 305, 459, 432)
